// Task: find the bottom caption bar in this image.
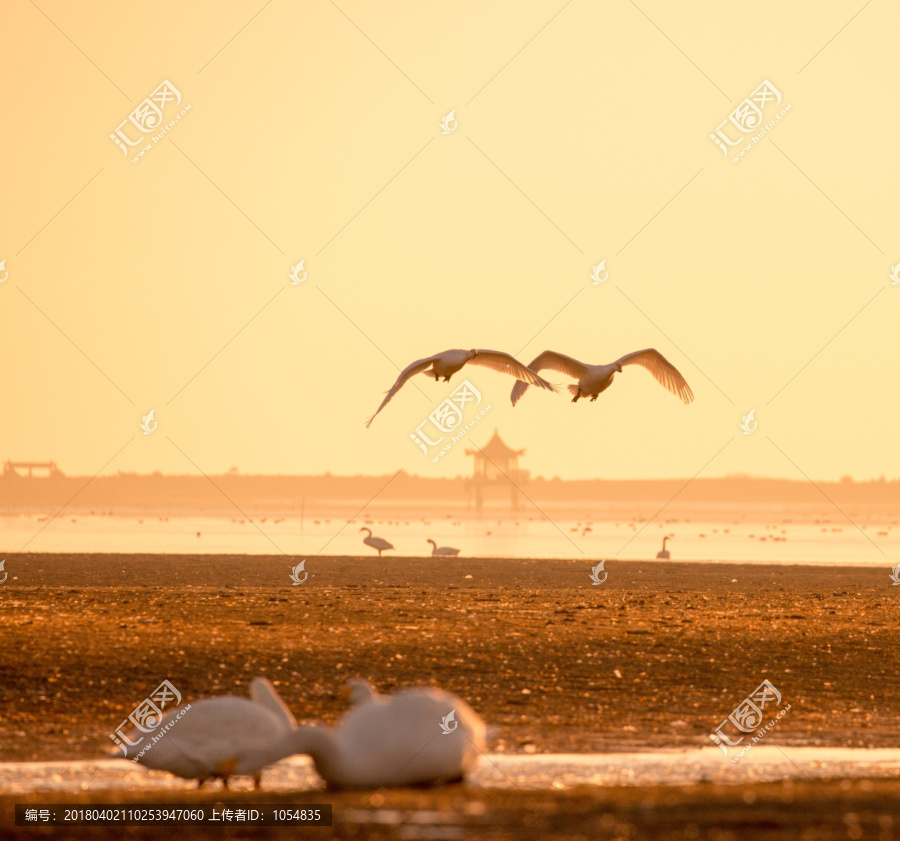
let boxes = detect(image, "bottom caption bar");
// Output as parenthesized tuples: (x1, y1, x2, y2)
(16, 804, 332, 826)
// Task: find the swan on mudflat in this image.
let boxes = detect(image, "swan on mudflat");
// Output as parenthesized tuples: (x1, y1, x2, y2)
(259, 679, 487, 788)
(510, 348, 694, 406)
(360, 527, 393, 556)
(427, 539, 460, 557)
(114, 678, 295, 789)
(657, 535, 672, 559)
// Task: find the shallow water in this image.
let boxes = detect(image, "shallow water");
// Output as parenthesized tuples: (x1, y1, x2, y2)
(4, 748, 900, 794)
(2, 513, 895, 564)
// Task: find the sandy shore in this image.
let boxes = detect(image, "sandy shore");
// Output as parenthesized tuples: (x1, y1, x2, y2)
(2, 554, 898, 838)
(1, 554, 896, 760)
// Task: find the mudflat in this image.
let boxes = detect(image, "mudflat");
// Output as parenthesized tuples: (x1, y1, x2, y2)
(2, 554, 896, 763)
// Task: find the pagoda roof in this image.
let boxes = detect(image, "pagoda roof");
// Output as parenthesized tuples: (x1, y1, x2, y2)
(466, 429, 525, 459)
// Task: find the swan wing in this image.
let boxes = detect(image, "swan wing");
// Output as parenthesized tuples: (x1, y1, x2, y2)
(510, 350, 586, 406)
(249, 677, 296, 730)
(468, 350, 556, 390)
(331, 688, 484, 786)
(366, 355, 440, 427)
(615, 348, 694, 404)
(126, 698, 286, 778)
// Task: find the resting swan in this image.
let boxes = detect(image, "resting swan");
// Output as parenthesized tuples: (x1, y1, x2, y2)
(256, 679, 487, 788)
(427, 539, 460, 556)
(115, 678, 295, 789)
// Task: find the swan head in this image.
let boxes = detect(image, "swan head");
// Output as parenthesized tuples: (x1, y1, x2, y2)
(615, 364, 623, 373)
(359, 527, 371, 535)
(469, 348, 478, 358)
(339, 678, 377, 706)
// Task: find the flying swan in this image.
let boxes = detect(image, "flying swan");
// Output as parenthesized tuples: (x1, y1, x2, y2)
(510, 348, 694, 406)
(366, 348, 555, 427)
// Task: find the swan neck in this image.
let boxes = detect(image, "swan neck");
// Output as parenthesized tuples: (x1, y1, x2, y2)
(288, 726, 344, 779)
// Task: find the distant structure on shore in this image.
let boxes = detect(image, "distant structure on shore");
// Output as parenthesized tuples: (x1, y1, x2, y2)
(465, 430, 528, 510)
(3, 460, 64, 478)
(1, 455, 899, 514)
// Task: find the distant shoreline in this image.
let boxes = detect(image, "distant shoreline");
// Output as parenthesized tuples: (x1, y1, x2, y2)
(0, 555, 891, 589)
(2, 472, 899, 516)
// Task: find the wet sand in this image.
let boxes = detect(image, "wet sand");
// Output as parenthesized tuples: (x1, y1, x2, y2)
(5, 778, 900, 840)
(1, 554, 898, 838)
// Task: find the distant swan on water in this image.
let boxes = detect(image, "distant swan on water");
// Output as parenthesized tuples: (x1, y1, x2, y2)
(360, 527, 393, 556)
(427, 539, 460, 557)
(657, 536, 672, 559)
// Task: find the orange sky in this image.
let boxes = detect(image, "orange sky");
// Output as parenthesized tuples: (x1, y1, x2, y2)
(1, 1, 898, 482)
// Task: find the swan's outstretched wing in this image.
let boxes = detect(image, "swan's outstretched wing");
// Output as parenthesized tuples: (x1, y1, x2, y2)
(615, 348, 694, 404)
(366, 355, 440, 427)
(510, 350, 587, 406)
(469, 350, 556, 392)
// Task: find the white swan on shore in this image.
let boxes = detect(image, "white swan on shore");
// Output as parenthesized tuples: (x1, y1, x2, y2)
(257, 680, 486, 788)
(510, 348, 694, 406)
(367, 348, 555, 427)
(115, 678, 295, 789)
(360, 527, 393, 556)
(121, 678, 486, 790)
(427, 539, 460, 557)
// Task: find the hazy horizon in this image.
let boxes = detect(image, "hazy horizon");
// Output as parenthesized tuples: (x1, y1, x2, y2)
(4, 460, 900, 484)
